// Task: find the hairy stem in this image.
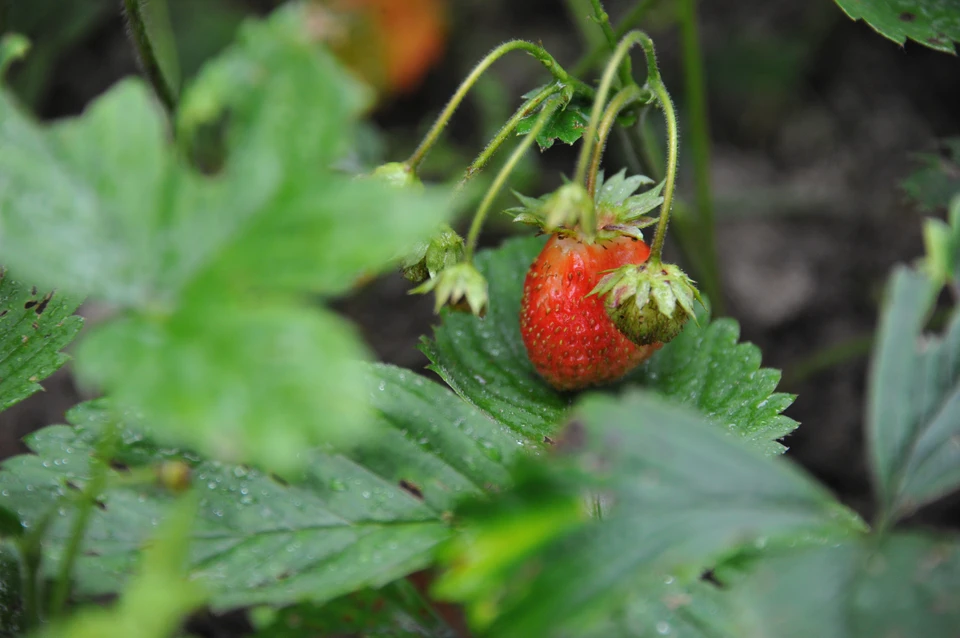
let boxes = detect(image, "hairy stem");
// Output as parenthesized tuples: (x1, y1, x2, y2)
(586, 84, 642, 196)
(589, 0, 632, 86)
(407, 40, 589, 170)
(121, 0, 177, 115)
(465, 97, 563, 260)
(457, 83, 562, 192)
(647, 78, 679, 263)
(571, 0, 658, 77)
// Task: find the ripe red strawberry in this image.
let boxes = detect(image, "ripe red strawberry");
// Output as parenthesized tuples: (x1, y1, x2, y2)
(520, 234, 661, 391)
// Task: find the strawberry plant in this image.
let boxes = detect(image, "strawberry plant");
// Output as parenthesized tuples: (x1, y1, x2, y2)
(0, 1, 959, 637)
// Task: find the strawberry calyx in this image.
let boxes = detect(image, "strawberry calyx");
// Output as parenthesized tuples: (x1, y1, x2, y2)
(507, 169, 664, 243)
(589, 260, 702, 345)
(400, 223, 465, 284)
(411, 261, 489, 316)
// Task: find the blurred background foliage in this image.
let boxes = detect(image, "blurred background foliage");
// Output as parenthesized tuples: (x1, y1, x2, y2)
(2, 0, 960, 541)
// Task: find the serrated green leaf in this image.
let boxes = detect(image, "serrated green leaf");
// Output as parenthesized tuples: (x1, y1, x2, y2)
(730, 534, 960, 638)
(249, 582, 458, 638)
(421, 236, 796, 453)
(447, 391, 862, 637)
(516, 102, 590, 150)
(628, 316, 798, 455)
(0, 272, 82, 413)
(868, 266, 960, 520)
(420, 236, 568, 443)
(902, 138, 960, 212)
(0, 364, 521, 608)
(0, 6, 456, 471)
(33, 497, 205, 638)
(833, 0, 960, 53)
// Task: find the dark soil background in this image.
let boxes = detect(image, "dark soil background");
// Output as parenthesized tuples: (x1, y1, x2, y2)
(2, 0, 960, 622)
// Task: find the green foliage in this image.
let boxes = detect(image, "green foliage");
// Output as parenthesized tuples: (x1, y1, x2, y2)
(516, 94, 591, 150)
(868, 265, 960, 521)
(832, 0, 960, 53)
(0, 546, 22, 637)
(32, 498, 204, 638)
(436, 392, 862, 637)
(249, 582, 458, 638)
(921, 194, 960, 286)
(0, 5, 456, 472)
(422, 236, 797, 454)
(0, 364, 520, 608)
(729, 534, 960, 638)
(903, 138, 960, 213)
(0, 271, 82, 413)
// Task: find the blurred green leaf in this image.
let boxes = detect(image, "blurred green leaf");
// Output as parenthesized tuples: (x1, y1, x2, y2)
(920, 194, 960, 285)
(422, 236, 796, 454)
(248, 582, 458, 638)
(439, 391, 862, 637)
(730, 534, 960, 638)
(903, 138, 960, 212)
(0, 363, 522, 608)
(0, 6, 455, 471)
(0, 271, 82, 413)
(867, 266, 960, 521)
(833, 0, 960, 53)
(75, 303, 369, 469)
(32, 497, 205, 638)
(0, 545, 22, 637)
(577, 579, 739, 638)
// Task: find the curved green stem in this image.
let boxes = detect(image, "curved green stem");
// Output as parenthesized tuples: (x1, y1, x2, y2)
(574, 30, 661, 190)
(121, 0, 177, 116)
(647, 79, 679, 263)
(407, 41, 588, 170)
(465, 97, 564, 260)
(586, 84, 642, 196)
(588, 0, 632, 86)
(572, 0, 657, 77)
(457, 83, 562, 192)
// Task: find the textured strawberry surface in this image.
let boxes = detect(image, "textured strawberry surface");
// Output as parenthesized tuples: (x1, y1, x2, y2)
(520, 235, 661, 390)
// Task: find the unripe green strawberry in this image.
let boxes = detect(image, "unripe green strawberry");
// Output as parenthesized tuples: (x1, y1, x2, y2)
(400, 224, 465, 284)
(590, 261, 701, 346)
(372, 161, 421, 189)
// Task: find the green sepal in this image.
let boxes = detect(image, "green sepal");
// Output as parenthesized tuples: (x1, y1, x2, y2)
(506, 169, 663, 242)
(411, 262, 489, 316)
(400, 224, 466, 284)
(591, 261, 703, 345)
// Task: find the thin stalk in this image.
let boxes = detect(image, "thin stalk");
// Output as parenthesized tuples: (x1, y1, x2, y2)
(457, 83, 561, 191)
(121, 0, 177, 115)
(50, 420, 117, 616)
(565, 0, 606, 53)
(575, 31, 662, 194)
(465, 97, 564, 260)
(589, 0, 632, 86)
(407, 41, 589, 170)
(647, 79, 679, 263)
(586, 85, 642, 196)
(677, 0, 721, 300)
(571, 0, 658, 77)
